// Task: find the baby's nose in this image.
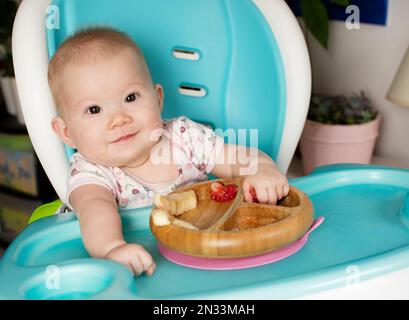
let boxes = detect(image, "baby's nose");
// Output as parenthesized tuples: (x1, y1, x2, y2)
(109, 110, 133, 129)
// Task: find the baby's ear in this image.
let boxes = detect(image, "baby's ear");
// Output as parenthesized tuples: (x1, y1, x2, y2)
(51, 116, 76, 148)
(155, 84, 164, 112)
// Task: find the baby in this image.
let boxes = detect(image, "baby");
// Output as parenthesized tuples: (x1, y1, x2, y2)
(48, 27, 289, 277)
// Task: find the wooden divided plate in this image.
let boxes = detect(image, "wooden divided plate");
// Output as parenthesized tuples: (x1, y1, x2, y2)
(150, 178, 314, 258)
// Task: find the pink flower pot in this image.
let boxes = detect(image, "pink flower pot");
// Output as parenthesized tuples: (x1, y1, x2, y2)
(300, 116, 381, 175)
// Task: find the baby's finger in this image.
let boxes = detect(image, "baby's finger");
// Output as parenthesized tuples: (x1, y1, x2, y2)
(276, 183, 284, 200)
(137, 249, 156, 274)
(146, 262, 156, 276)
(283, 183, 290, 197)
(242, 181, 253, 203)
(255, 185, 269, 204)
(129, 256, 144, 276)
(267, 186, 278, 205)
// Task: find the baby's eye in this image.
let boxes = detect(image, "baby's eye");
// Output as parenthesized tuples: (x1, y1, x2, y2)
(86, 105, 101, 114)
(125, 93, 138, 103)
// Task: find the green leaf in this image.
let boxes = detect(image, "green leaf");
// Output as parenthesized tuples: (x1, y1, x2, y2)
(330, 0, 350, 7)
(300, 0, 329, 49)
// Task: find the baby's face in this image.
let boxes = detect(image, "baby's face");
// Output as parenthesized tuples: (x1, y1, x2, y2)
(55, 48, 164, 167)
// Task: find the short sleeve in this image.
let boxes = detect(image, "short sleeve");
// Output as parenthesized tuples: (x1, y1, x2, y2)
(173, 117, 225, 174)
(66, 153, 116, 207)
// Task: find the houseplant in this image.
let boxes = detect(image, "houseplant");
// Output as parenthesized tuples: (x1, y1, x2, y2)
(300, 92, 380, 174)
(287, 0, 382, 173)
(296, 0, 351, 49)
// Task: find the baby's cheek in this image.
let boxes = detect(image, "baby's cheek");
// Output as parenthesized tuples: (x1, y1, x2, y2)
(77, 145, 102, 164)
(140, 105, 162, 126)
(74, 133, 105, 163)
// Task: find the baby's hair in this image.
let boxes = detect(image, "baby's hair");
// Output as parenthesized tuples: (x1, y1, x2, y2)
(48, 26, 151, 112)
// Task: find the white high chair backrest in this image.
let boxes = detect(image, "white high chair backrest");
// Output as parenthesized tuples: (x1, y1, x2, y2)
(12, 0, 311, 202)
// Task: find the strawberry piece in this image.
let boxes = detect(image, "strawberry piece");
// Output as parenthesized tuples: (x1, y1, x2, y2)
(210, 182, 238, 202)
(210, 182, 225, 193)
(224, 184, 238, 197)
(249, 187, 259, 203)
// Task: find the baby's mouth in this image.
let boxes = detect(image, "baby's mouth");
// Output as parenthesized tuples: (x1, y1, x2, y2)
(112, 132, 139, 143)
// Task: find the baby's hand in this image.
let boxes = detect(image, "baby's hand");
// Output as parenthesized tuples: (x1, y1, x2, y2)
(242, 164, 289, 205)
(104, 243, 156, 276)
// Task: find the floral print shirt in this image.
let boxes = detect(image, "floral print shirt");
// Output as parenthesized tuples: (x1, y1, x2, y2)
(66, 116, 224, 210)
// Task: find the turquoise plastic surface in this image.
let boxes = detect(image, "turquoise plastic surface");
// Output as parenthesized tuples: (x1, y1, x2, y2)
(1, 165, 409, 299)
(47, 0, 286, 161)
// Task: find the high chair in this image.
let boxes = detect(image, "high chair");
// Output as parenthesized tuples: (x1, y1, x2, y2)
(1, 0, 409, 299)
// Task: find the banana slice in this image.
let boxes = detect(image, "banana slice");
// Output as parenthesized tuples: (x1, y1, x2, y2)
(151, 208, 172, 226)
(151, 208, 198, 230)
(153, 190, 197, 216)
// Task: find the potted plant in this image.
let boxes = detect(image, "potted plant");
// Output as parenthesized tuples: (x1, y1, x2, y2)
(286, 0, 382, 173)
(300, 92, 380, 174)
(288, 0, 351, 49)
(0, 0, 24, 125)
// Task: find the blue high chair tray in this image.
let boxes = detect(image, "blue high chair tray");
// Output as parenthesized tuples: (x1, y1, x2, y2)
(1, 164, 409, 299)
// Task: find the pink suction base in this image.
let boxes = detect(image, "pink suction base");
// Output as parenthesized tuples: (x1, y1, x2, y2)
(157, 216, 324, 270)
